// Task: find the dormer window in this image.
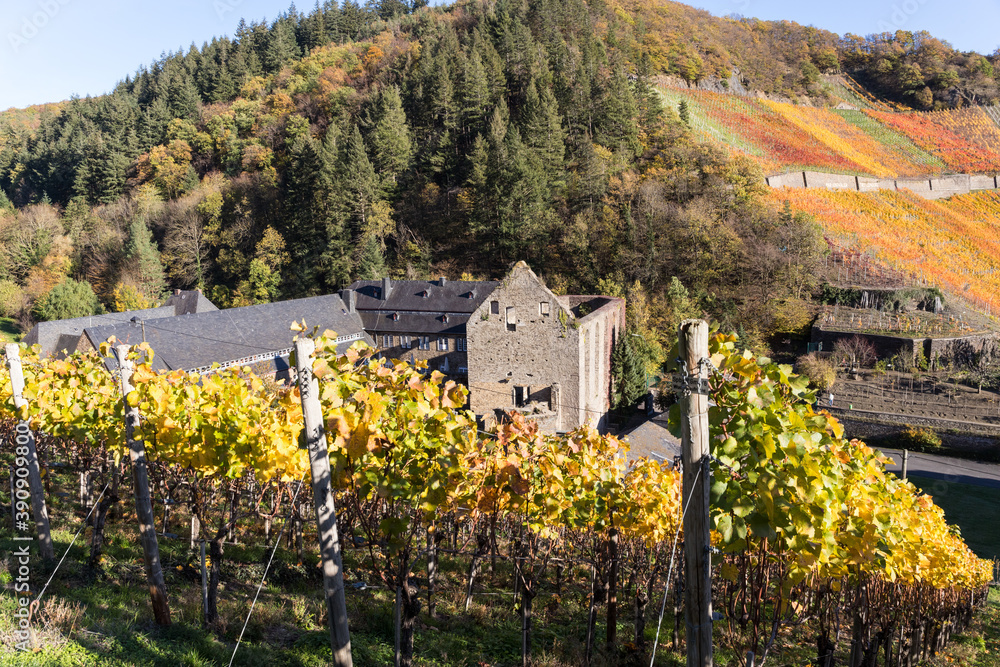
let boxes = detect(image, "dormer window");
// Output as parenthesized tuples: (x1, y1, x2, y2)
(420, 290, 429, 299)
(442, 314, 449, 323)
(391, 312, 400, 321)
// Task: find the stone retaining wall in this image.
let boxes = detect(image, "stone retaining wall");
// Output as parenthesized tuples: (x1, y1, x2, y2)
(767, 170, 1000, 200)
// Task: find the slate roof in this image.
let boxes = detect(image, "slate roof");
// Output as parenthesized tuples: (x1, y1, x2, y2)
(23, 290, 218, 358)
(162, 290, 218, 316)
(85, 293, 372, 375)
(360, 311, 468, 337)
(345, 278, 498, 314)
(24, 306, 177, 357)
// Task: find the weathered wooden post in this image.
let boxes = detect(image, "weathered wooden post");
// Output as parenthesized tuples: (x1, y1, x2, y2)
(901, 450, 909, 480)
(114, 345, 171, 626)
(294, 336, 353, 667)
(678, 320, 713, 667)
(5, 343, 54, 561)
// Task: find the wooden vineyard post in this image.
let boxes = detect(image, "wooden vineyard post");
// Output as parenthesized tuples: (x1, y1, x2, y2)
(114, 345, 171, 626)
(294, 336, 353, 667)
(902, 450, 909, 480)
(678, 320, 713, 667)
(5, 344, 54, 561)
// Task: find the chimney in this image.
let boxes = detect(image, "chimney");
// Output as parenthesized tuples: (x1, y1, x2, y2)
(381, 276, 392, 300)
(174, 288, 181, 296)
(439, 276, 447, 286)
(341, 288, 357, 313)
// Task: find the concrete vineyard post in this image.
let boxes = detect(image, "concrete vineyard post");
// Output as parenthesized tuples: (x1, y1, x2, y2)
(114, 345, 171, 626)
(294, 336, 353, 667)
(678, 320, 713, 667)
(5, 343, 55, 562)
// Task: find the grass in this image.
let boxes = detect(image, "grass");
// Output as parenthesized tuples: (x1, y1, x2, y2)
(1, 462, 996, 666)
(908, 474, 1000, 561)
(0, 317, 20, 344)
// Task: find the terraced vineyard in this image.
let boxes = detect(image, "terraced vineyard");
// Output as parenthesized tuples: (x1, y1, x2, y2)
(772, 188, 1000, 314)
(660, 84, 1000, 177)
(866, 106, 1000, 173)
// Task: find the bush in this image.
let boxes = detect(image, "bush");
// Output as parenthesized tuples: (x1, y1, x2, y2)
(900, 425, 942, 450)
(797, 353, 837, 391)
(33, 279, 103, 322)
(0, 279, 25, 318)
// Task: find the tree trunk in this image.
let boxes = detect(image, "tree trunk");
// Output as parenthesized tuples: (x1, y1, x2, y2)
(399, 577, 421, 667)
(465, 533, 487, 612)
(634, 579, 649, 646)
(606, 529, 619, 650)
(87, 483, 118, 568)
(427, 523, 439, 618)
(521, 583, 535, 667)
(206, 487, 239, 627)
(817, 631, 836, 667)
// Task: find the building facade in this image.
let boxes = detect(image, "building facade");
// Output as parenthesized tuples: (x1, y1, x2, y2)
(466, 262, 625, 433)
(342, 276, 498, 378)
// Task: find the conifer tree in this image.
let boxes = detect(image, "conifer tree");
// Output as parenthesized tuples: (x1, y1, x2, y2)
(124, 216, 167, 301)
(611, 330, 646, 411)
(366, 86, 412, 191)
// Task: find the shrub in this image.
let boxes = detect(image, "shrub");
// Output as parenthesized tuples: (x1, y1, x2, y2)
(797, 353, 837, 391)
(900, 425, 942, 450)
(0, 279, 25, 318)
(33, 278, 103, 322)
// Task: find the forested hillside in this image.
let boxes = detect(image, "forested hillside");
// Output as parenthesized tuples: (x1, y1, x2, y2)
(0, 0, 834, 363)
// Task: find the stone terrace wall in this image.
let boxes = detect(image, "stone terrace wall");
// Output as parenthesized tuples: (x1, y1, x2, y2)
(767, 170, 1000, 200)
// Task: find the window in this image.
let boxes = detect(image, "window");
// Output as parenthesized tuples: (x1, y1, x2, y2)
(457, 337, 467, 352)
(539, 301, 550, 316)
(400, 335, 411, 349)
(514, 386, 528, 407)
(382, 335, 392, 347)
(490, 300, 500, 315)
(506, 306, 516, 331)
(418, 336, 430, 350)
(437, 337, 449, 351)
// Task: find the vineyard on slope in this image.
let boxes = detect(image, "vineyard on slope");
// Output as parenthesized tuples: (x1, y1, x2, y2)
(1, 330, 992, 665)
(659, 85, 1000, 177)
(773, 188, 1000, 315)
(866, 106, 1000, 173)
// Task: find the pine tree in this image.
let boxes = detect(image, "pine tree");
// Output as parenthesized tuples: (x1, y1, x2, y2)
(137, 97, 171, 151)
(264, 19, 300, 73)
(125, 216, 167, 301)
(678, 99, 691, 126)
(611, 330, 646, 411)
(460, 49, 490, 132)
(281, 133, 329, 294)
(466, 100, 551, 267)
(596, 62, 640, 156)
(355, 233, 386, 280)
(166, 70, 201, 121)
(522, 77, 566, 191)
(366, 86, 412, 191)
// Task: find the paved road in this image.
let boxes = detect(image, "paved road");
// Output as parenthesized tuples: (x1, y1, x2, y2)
(878, 448, 1000, 489)
(620, 415, 1000, 490)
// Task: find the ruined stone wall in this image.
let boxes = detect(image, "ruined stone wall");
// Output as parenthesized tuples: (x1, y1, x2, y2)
(466, 264, 624, 432)
(467, 266, 582, 432)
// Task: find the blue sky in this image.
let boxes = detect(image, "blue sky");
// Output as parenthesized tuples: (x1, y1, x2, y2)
(2, 0, 999, 110)
(0, 0, 294, 110)
(692, 0, 1000, 54)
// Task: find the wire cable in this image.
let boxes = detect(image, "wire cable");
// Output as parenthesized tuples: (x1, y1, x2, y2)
(29, 483, 110, 620)
(228, 474, 307, 667)
(649, 458, 705, 667)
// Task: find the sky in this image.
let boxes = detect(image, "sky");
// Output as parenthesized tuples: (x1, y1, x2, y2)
(692, 0, 1000, 54)
(2, 0, 1000, 110)
(0, 0, 295, 110)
